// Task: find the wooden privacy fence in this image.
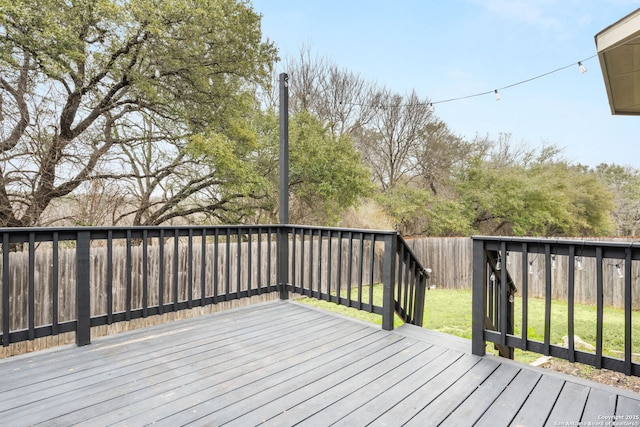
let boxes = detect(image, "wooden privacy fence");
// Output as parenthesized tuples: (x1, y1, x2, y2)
(0, 225, 429, 354)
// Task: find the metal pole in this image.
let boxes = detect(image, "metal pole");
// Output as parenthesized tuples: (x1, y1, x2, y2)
(277, 73, 289, 299)
(279, 73, 289, 225)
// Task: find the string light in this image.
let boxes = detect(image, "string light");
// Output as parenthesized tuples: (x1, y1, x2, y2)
(279, 33, 640, 109)
(333, 55, 597, 109)
(528, 260, 535, 275)
(578, 61, 587, 73)
(615, 263, 624, 278)
(425, 31, 640, 106)
(431, 56, 595, 106)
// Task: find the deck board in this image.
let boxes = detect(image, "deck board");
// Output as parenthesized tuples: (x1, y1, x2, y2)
(473, 369, 542, 426)
(331, 348, 462, 427)
(510, 375, 565, 426)
(0, 300, 639, 427)
(545, 382, 591, 426)
(439, 363, 521, 426)
(295, 346, 449, 426)
(581, 388, 618, 422)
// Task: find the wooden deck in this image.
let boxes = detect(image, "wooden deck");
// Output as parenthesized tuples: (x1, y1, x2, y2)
(1, 301, 639, 427)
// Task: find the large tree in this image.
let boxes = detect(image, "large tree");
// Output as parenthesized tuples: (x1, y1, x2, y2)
(0, 0, 276, 226)
(360, 89, 435, 191)
(456, 141, 615, 236)
(285, 47, 378, 137)
(595, 163, 640, 236)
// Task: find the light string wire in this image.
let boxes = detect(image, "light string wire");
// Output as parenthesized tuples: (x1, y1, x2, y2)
(329, 32, 640, 109)
(335, 54, 597, 109)
(432, 54, 597, 106)
(427, 32, 640, 107)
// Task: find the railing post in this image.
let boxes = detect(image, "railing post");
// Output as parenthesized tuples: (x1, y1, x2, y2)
(382, 233, 397, 331)
(277, 226, 289, 300)
(76, 231, 91, 346)
(413, 272, 427, 327)
(472, 237, 487, 356)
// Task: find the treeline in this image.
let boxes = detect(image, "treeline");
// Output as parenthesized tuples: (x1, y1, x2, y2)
(266, 49, 639, 237)
(0, 1, 637, 237)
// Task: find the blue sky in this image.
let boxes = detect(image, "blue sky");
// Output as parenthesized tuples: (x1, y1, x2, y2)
(252, 0, 640, 169)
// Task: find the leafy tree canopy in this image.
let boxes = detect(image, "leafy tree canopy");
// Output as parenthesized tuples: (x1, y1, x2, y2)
(595, 163, 640, 236)
(456, 147, 615, 237)
(268, 110, 373, 225)
(0, 0, 276, 226)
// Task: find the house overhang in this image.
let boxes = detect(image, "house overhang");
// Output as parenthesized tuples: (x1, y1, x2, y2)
(596, 8, 640, 115)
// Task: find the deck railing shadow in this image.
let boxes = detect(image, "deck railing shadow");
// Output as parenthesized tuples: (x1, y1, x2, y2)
(0, 225, 429, 352)
(472, 236, 640, 377)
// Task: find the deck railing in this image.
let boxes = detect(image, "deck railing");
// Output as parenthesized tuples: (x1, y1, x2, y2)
(472, 236, 640, 376)
(0, 225, 429, 349)
(284, 226, 430, 329)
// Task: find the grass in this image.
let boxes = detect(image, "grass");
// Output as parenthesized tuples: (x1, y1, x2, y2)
(512, 294, 640, 364)
(297, 287, 474, 338)
(297, 286, 405, 329)
(298, 285, 640, 366)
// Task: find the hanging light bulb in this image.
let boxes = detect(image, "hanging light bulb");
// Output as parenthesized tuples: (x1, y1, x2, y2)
(615, 263, 624, 278)
(575, 256, 583, 271)
(494, 89, 501, 101)
(528, 260, 534, 275)
(495, 255, 501, 271)
(578, 61, 587, 74)
(551, 254, 557, 270)
(427, 103, 435, 113)
(490, 272, 496, 284)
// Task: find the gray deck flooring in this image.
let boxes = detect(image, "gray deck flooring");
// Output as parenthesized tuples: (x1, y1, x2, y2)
(1, 300, 639, 426)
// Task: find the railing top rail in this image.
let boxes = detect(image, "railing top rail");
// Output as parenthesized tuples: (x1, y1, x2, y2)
(0, 224, 401, 246)
(0, 224, 282, 234)
(285, 224, 398, 235)
(0, 224, 399, 235)
(473, 235, 640, 260)
(472, 235, 640, 249)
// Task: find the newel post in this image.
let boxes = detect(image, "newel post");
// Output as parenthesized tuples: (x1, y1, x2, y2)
(381, 233, 397, 331)
(76, 231, 91, 346)
(472, 237, 487, 356)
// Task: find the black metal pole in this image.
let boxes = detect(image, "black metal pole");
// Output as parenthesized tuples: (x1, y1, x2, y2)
(277, 73, 289, 299)
(279, 73, 289, 225)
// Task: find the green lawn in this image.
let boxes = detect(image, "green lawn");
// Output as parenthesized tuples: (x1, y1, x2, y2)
(298, 286, 640, 365)
(512, 293, 640, 364)
(297, 287, 474, 339)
